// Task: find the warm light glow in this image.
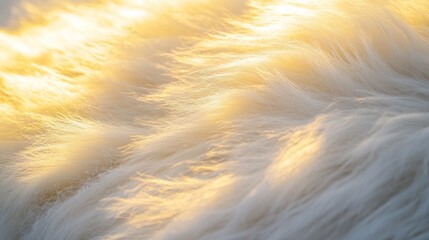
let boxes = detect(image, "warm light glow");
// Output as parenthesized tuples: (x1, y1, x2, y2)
(0, 0, 157, 115)
(2, 0, 429, 239)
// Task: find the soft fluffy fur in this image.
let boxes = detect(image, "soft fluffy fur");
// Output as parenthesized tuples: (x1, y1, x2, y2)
(1, 0, 429, 239)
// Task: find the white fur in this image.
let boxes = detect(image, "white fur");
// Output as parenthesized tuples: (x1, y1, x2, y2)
(1, 0, 429, 239)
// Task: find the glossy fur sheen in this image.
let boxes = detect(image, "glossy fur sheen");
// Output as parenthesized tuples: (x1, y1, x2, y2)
(1, 0, 429, 239)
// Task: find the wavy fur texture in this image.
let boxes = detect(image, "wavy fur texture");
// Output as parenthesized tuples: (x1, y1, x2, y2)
(1, 0, 429, 239)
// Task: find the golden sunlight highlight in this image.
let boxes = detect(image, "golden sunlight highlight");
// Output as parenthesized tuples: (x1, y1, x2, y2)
(0, 0, 148, 113)
(2, 0, 429, 239)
